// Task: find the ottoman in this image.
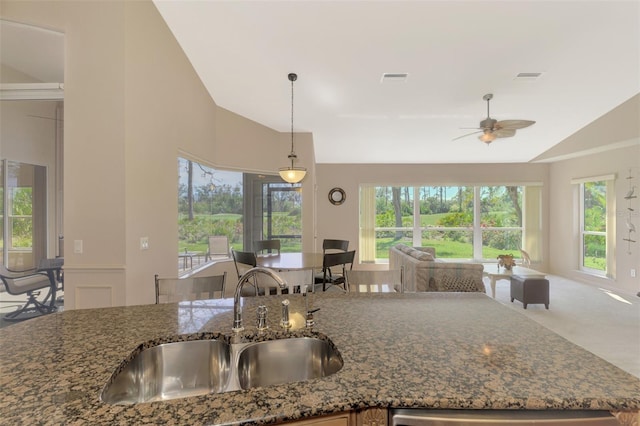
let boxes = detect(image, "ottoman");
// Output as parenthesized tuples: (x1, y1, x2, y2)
(510, 275, 549, 309)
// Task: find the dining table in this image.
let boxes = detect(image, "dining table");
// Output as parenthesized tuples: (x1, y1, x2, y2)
(256, 252, 325, 293)
(256, 252, 324, 271)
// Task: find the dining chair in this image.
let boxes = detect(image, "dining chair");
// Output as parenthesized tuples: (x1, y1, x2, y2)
(254, 239, 281, 256)
(322, 239, 349, 253)
(155, 272, 227, 303)
(346, 267, 404, 293)
(315, 239, 350, 284)
(206, 236, 230, 261)
(320, 250, 355, 292)
(0, 264, 58, 321)
(231, 249, 260, 296)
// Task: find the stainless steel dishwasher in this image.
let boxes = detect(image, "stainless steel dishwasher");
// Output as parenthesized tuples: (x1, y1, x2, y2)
(390, 409, 620, 425)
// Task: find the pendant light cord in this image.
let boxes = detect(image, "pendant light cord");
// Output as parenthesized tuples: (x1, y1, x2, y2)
(289, 73, 297, 163)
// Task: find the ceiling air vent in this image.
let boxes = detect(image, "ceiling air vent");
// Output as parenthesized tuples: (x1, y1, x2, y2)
(381, 73, 408, 83)
(515, 72, 543, 80)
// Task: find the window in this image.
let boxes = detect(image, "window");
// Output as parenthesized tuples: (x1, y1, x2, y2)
(579, 180, 608, 274)
(360, 184, 541, 264)
(1, 160, 47, 269)
(177, 157, 302, 270)
(178, 158, 244, 256)
(480, 186, 523, 259)
(570, 174, 615, 278)
(420, 186, 474, 258)
(261, 181, 302, 251)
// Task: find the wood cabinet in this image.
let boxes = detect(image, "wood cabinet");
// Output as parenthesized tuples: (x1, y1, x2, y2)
(281, 408, 388, 426)
(282, 412, 354, 426)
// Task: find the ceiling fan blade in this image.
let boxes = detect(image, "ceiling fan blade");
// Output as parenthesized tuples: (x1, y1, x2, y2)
(495, 119, 535, 130)
(493, 128, 516, 138)
(452, 130, 482, 141)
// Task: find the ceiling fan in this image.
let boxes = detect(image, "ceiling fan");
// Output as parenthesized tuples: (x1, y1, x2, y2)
(454, 94, 535, 144)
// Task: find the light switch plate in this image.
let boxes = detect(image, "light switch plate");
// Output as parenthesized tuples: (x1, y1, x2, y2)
(140, 237, 149, 250)
(74, 239, 83, 254)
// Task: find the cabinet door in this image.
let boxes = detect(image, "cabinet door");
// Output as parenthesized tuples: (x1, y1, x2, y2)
(283, 412, 353, 426)
(356, 408, 388, 426)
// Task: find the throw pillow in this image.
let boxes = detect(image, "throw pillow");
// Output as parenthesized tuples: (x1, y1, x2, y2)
(412, 251, 434, 261)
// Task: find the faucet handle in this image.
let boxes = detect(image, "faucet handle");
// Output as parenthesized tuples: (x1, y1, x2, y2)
(306, 308, 320, 328)
(280, 299, 291, 328)
(256, 305, 268, 330)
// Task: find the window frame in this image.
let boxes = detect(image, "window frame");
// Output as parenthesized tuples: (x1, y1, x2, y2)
(177, 156, 303, 272)
(361, 184, 538, 264)
(571, 173, 616, 279)
(578, 180, 608, 277)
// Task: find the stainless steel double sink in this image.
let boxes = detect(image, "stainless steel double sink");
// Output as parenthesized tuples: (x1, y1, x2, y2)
(101, 336, 343, 404)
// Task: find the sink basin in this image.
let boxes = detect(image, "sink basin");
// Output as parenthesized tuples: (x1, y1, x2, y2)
(101, 336, 343, 404)
(237, 337, 343, 389)
(101, 339, 231, 404)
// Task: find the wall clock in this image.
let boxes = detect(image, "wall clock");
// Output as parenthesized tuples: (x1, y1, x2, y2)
(328, 187, 346, 205)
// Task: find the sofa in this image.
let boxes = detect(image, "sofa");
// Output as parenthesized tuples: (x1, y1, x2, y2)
(389, 244, 485, 293)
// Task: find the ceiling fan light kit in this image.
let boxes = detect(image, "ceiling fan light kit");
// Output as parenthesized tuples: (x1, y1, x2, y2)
(480, 132, 496, 143)
(454, 93, 536, 145)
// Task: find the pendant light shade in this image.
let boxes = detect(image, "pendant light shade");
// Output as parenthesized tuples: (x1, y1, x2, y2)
(279, 164, 307, 183)
(279, 73, 306, 184)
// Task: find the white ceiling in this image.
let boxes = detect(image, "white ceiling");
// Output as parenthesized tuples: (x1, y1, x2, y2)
(0, 20, 64, 83)
(2, 3, 638, 164)
(153, 0, 640, 164)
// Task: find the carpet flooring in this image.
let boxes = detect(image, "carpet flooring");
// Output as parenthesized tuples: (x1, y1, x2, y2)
(489, 275, 640, 378)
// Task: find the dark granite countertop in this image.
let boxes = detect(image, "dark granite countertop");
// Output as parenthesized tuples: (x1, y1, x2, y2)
(1, 292, 639, 425)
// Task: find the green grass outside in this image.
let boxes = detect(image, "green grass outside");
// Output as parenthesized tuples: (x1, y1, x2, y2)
(419, 213, 450, 226)
(179, 213, 302, 254)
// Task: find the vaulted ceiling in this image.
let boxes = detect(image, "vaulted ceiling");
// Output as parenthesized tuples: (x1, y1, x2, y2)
(153, 0, 640, 164)
(2, 2, 638, 164)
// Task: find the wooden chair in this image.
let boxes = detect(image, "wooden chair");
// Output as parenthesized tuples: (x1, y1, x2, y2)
(155, 272, 226, 303)
(346, 267, 404, 293)
(206, 236, 230, 261)
(254, 239, 281, 256)
(320, 250, 355, 292)
(0, 264, 58, 321)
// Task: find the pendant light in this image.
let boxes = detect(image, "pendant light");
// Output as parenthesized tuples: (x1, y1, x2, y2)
(279, 72, 306, 184)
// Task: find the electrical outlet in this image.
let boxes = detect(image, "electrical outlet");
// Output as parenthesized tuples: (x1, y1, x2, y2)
(74, 239, 83, 254)
(631, 269, 637, 278)
(140, 237, 149, 250)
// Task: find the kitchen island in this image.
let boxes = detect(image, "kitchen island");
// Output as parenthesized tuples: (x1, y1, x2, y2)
(1, 292, 638, 425)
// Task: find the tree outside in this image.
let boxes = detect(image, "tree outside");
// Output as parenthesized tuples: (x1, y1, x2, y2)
(582, 181, 607, 271)
(177, 159, 302, 258)
(374, 185, 524, 260)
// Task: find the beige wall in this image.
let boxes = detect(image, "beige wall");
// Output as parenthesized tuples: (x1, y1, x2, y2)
(549, 144, 640, 296)
(0, 99, 61, 261)
(546, 94, 640, 297)
(2, 1, 637, 307)
(315, 162, 551, 271)
(1, 1, 315, 308)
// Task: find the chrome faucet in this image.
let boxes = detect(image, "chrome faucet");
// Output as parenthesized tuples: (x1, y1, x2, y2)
(233, 267, 287, 332)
